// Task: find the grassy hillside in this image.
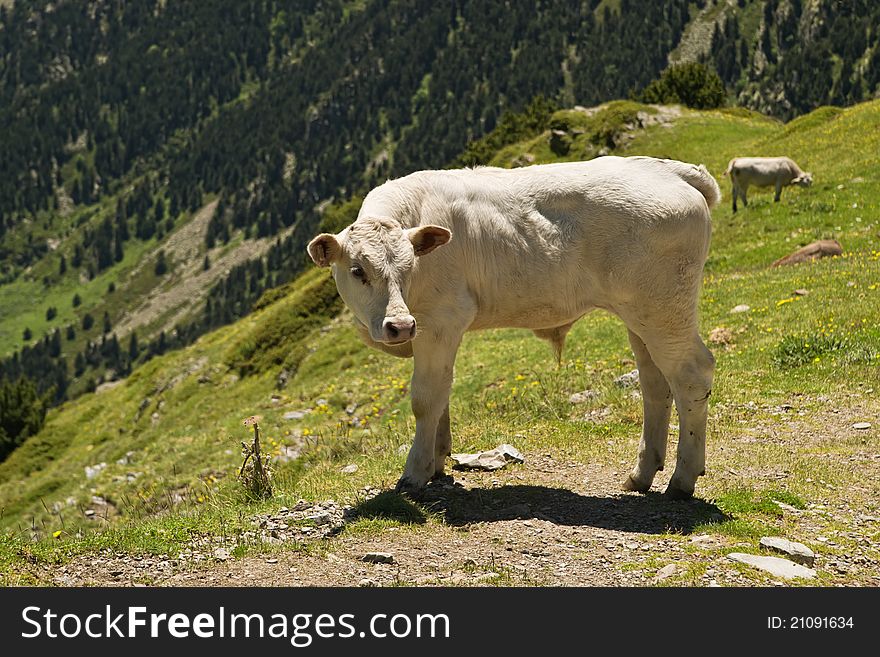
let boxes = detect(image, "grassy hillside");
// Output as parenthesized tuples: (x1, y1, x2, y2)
(2, 99, 879, 586)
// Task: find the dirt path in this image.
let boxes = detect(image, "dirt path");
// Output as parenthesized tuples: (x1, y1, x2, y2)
(39, 402, 880, 587)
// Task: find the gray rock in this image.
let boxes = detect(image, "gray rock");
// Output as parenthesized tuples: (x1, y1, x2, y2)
(727, 552, 816, 579)
(852, 422, 871, 430)
(569, 390, 600, 405)
(363, 552, 394, 564)
(689, 534, 720, 548)
(275, 445, 301, 464)
(451, 444, 524, 471)
(654, 564, 679, 582)
(730, 304, 750, 314)
(84, 463, 107, 480)
(283, 410, 308, 421)
(341, 464, 359, 474)
(759, 537, 815, 565)
(614, 369, 640, 388)
(307, 512, 331, 525)
(213, 548, 230, 561)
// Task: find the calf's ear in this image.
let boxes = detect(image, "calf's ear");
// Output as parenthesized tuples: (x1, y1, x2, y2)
(407, 225, 451, 256)
(307, 233, 340, 267)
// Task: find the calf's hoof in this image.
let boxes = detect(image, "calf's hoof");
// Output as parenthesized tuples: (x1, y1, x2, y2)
(622, 474, 651, 493)
(663, 484, 695, 500)
(394, 476, 426, 496)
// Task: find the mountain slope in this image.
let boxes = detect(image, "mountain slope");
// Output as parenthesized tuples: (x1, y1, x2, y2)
(4, 0, 880, 415)
(2, 99, 878, 586)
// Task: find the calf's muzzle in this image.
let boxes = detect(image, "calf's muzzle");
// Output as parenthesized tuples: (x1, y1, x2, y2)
(382, 315, 416, 343)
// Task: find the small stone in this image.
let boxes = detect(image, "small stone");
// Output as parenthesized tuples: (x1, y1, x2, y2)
(84, 463, 107, 480)
(730, 304, 750, 314)
(654, 564, 679, 582)
(341, 464, 359, 474)
(358, 578, 377, 587)
(397, 444, 411, 455)
(363, 552, 394, 564)
(708, 327, 733, 345)
(792, 289, 809, 296)
(569, 390, 600, 405)
(690, 534, 719, 548)
(307, 512, 331, 525)
(727, 553, 816, 579)
(852, 422, 871, 430)
(213, 548, 230, 561)
(265, 558, 278, 564)
(283, 410, 308, 421)
(759, 537, 815, 566)
(614, 370, 640, 388)
(451, 444, 524, 471)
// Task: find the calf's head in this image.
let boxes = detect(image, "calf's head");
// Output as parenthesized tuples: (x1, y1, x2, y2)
(307, 218, 451, 344)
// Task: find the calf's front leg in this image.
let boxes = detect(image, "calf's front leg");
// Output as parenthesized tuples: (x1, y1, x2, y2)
(434, 404, 452, 477)
(396, 338, 460, 492)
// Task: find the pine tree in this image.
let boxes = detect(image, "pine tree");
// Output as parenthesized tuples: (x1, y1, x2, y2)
(155, 250, 168, 276)
(0, 377, 49, 461)
(128, 332, 140, 360)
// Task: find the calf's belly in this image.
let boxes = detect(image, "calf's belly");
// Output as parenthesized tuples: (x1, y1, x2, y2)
(468, 291, 595, 331)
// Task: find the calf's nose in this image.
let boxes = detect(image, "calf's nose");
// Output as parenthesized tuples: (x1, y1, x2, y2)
(382, 316, 416, 342)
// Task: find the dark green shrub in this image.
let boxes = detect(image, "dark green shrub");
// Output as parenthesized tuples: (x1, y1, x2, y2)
(636, 62, 726, 109)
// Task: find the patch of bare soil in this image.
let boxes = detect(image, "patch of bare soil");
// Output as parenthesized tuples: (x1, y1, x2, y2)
(667, 0, 734, 65)
(114, 201, 293, 339)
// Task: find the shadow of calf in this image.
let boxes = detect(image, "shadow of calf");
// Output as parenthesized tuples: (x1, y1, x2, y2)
(351, 481, 727, 535)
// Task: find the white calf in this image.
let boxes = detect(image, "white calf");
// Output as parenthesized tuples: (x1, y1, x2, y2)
(308, 156, 720, 499)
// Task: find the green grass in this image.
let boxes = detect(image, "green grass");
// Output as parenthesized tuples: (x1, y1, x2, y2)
(2, 99, 880, 584)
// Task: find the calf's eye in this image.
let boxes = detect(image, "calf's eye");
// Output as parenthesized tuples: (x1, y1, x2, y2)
(350, 265, 366, 282)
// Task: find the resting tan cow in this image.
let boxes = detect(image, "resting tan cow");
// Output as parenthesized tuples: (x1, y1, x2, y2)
(308, 156, 720, 499)
(724, 156, 812, 212)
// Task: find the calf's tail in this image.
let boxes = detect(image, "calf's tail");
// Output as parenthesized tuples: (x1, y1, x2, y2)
(671, 161, 722, 210)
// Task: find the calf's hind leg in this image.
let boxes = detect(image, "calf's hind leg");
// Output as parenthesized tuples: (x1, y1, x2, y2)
(644, 332, 715, 499)
(622, 329, 673, 493)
